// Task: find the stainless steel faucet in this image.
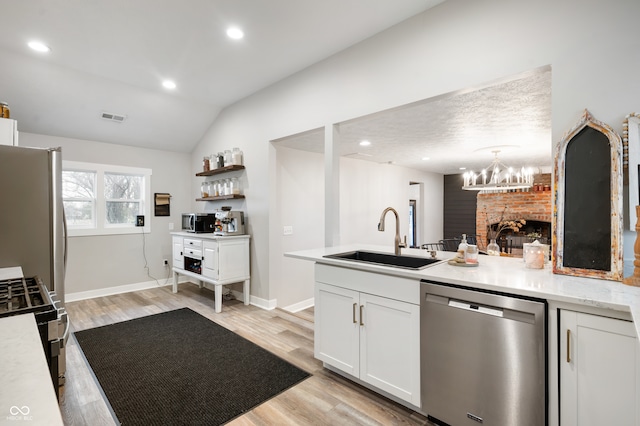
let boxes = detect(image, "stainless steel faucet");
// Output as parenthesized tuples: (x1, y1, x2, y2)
(377, 207, 406, 255)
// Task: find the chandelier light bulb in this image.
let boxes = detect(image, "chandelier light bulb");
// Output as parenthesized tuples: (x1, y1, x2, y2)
(461, 150, 534, 192)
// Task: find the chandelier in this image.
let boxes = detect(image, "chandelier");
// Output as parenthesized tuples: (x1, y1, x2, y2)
(462, 150, 534, 191)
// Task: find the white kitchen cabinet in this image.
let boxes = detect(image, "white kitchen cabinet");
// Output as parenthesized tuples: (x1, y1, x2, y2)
(314, 267, 421, 407)
(172, 236, 184, 270)
(560, 310, 639, 426)
(0, 118, 18, 146)
(172, 233, 250, 313)
(315, 283, 359, 375)
(202, 238, 249, 282)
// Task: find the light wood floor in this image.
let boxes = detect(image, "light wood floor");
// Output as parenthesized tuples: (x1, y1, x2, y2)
(59, 283, 428, 425)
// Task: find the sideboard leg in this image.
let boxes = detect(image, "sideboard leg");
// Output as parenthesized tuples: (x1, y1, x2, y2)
(214, 284, 222, 313)
(243, 279, 250, 305)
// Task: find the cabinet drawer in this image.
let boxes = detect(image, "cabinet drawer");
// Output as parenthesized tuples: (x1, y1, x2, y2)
(184, 248, 202, 259)
(183, 238, 203, 249)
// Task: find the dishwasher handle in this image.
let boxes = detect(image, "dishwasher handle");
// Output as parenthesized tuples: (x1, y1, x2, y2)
(448, 299, 504, 318)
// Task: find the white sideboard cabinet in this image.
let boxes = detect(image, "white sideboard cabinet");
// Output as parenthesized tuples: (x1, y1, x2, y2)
(560, 310, 639, 426)
(171, 233, 250, 313)
(314, 264, 421, 407)
(0, 118, 18, 146)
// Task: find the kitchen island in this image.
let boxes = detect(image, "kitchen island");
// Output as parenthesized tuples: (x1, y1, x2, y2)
(0, 314, 64, 425)
(286, 245, 640, 426)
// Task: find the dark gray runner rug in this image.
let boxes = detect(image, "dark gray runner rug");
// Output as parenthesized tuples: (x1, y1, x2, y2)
(74, 307, 310, 425)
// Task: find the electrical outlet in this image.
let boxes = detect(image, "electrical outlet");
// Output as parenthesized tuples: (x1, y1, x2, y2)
(136, 215, 145, 227)
(163, 259, 169, 267)
(283, 225, 293, 235)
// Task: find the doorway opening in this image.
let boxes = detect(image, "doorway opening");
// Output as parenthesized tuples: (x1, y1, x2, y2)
(409, 199, 417, 248)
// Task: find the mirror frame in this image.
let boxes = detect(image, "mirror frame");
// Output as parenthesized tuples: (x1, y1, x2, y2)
(553, 109, 623, 281)
(623, 114, 640, 230)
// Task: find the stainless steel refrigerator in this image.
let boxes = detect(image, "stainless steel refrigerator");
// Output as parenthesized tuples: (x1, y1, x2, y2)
(0, 144, 66, 301)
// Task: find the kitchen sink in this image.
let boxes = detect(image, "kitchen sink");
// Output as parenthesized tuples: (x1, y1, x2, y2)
(324, 250, 442, 270)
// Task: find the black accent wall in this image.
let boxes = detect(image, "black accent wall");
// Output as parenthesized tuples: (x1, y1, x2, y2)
(443, 174, 477, 239)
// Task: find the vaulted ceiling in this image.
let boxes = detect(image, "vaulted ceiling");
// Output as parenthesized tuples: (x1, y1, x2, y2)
(0, 0, 444, 152)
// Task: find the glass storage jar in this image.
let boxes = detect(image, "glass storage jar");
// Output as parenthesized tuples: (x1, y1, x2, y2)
(230, 177, 242, 195)
(200, 182, 209, 198)
(232, 147, 243, 165)
(202, 156, 210, 172)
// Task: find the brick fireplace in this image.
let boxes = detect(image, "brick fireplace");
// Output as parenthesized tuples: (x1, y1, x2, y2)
(475, 175, 553, 249)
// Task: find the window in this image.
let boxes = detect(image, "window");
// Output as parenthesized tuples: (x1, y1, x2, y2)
(63, 161, 152, 236)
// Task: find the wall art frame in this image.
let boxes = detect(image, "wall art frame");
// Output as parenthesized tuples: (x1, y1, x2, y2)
(553, 109, 623, 281)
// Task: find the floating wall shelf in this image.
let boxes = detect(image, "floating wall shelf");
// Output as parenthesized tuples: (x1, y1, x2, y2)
(196, 165, 245, 177)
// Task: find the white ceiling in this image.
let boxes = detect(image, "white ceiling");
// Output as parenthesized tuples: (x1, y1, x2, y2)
(274, 67, 552, 175)
(0, 0, 445, 152)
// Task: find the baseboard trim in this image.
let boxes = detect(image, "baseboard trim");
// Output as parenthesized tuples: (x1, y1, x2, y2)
(250, 295, 277, 310)
(67, 277, 282, 314)
(65, 278, 180, 303)
(282, 297, 314, 313)
(66, 277, 278, 313)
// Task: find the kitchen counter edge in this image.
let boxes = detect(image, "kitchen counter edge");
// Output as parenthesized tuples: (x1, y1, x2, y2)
(170, 232, 250, 240)
(285, 245, 640, 337)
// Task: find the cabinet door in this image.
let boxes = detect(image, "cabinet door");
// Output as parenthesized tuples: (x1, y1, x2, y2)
(314, 283, 360, 376)
(359, 293, 420, 406)
(172, 237, 183, 270)
(560, 311, 639, 426)
(202, 241, 218, 279)
(217, 238, 249, 281)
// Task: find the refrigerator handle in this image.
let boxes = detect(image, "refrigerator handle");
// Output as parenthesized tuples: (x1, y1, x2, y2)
(62, 208, 68, 276)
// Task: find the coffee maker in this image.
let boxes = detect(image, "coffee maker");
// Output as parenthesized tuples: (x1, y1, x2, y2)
(214, 210, 245, 236)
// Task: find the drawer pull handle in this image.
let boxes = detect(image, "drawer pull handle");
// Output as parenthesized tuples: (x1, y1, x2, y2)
(566, 329, 571, 363)
(352, 303, 357, 324)
(359, 305, 364, 326)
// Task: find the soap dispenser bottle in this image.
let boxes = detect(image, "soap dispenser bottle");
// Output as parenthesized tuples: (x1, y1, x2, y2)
(457, 234, 468, 257)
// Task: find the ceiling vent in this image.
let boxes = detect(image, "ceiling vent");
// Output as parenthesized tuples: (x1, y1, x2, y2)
(101, 111, 127, 123)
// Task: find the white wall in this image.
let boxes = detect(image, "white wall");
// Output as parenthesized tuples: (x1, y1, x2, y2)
(192, 0, 640, 307)
(339, 156, 442, 247)
(20, 132, 191, 297)
(271, 146, 324, 309)
(269, 145, 443, 309)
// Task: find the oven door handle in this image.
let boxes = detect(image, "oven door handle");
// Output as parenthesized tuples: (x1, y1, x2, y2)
(59, 310, 70, 347)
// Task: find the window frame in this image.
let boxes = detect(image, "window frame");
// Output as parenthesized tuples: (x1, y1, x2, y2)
(63, 160, 152, 236)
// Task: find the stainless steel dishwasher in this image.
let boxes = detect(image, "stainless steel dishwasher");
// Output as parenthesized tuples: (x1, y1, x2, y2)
(420, 280, 547, 426)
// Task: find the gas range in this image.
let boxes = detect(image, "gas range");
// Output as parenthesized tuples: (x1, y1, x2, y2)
(0, 276, 57, 320)
(0, 276, 67, 397)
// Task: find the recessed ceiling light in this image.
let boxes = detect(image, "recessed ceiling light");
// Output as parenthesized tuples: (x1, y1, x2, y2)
(422, 157, 430, 161)
(359, 140, 371, 146)
(162, 80, 177, 90)
(459, 167, 467, 170)
(28, 41, 51, 53)
(226, 27, 244, 40)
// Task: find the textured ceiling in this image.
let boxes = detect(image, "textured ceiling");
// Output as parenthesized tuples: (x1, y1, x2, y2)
(274, 67, 552, 175)
(0, 0, 444, 152)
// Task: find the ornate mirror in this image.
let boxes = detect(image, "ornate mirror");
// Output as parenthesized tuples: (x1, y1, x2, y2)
(553, 109, 623, 281)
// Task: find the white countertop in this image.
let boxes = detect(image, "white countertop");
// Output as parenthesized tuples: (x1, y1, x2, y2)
(286, 244, 640, 337)
(171, 231, 249, 240)
(0, 266, 23, 281)
(0, 313, 63, 425)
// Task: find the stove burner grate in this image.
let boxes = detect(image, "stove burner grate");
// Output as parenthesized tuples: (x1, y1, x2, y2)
(0, 276, 53, 318)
